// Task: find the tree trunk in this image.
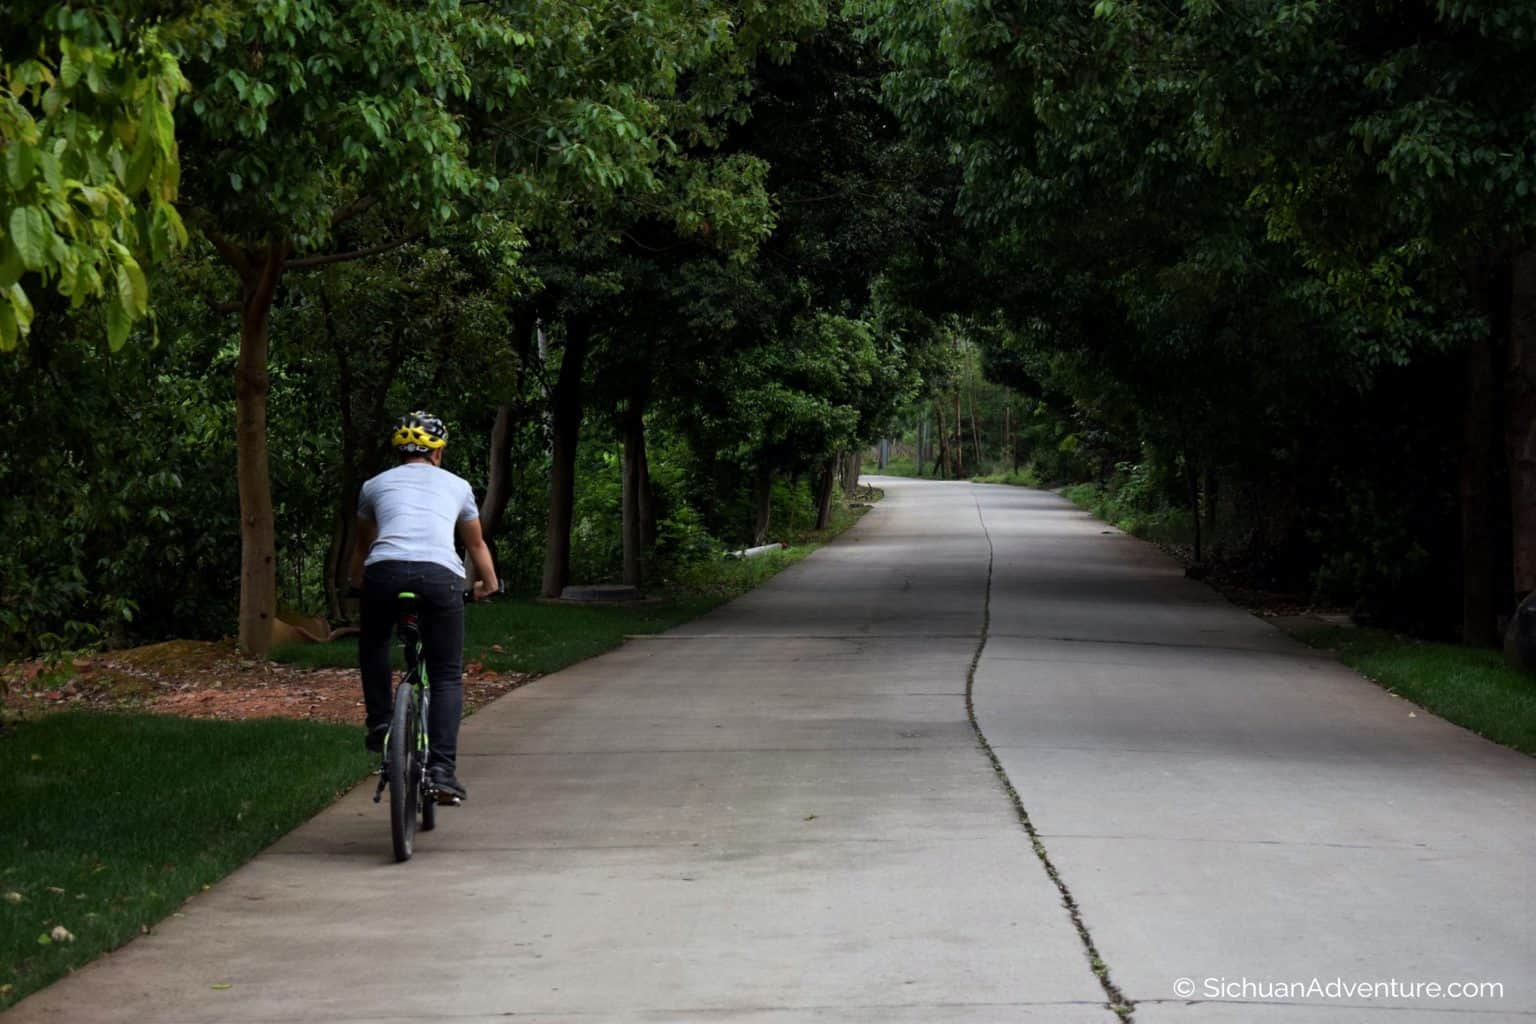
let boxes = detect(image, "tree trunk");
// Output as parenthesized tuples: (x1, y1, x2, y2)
(473, 310, 537, 551)
(840, 450, 860, 497)
(480, 404, 515, 539)
(637, 437, 657, 547)
(540, 318, 589, 599)
(934, 400, 948, 479)
(461, 402, 515, 588)
(753, 464, 773, 544)
(814, 459, 836, 530)
(234, 243, 288, 656)
(326, 473, 362, 622)
(621, 396, 647, 588)
(954, 392, 965, 477)
(1462, 328, 1500, 646)
(1508, 247, 1536, 599)
(1002, 400, 1012, 471)
(323, 295, 357, 622)
(969, 392, 983, 469)
(1013, 401, 1026, 472)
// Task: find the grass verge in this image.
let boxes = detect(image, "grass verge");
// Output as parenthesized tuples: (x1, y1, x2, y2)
(0, 714, 370, 1010)
(861, 456, 927, 478)
(273, 499, 874, 676)
(1060, 480, 1193, 547)
(973, 467, 1042, 487)
(1291, 626, 1536, 756)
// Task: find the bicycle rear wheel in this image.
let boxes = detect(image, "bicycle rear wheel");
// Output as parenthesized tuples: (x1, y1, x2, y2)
(388, 682, 422, 862)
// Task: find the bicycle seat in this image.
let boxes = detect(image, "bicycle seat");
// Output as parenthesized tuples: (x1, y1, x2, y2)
(395, 591, 421, 628)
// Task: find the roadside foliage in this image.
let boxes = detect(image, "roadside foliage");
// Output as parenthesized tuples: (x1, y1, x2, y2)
(2, 0, 1534, 658)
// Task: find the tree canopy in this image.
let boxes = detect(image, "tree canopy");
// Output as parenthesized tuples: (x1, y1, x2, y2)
(3, 0, 1533, 659)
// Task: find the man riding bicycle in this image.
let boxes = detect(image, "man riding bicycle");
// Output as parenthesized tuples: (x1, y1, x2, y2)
(349, 411, 498, 803)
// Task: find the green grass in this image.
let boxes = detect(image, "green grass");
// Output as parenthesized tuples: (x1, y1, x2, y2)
(866, 457, 1040, 483)
(274, 502, 872, 676)
(272, 594, 723, 676)
(0, 713, 371, 1010)
(861, 455, 927, 477)
(1292, 625, 1536, 756)
(973, 466, 1042, 487)
(1060, 480, 1194, 547)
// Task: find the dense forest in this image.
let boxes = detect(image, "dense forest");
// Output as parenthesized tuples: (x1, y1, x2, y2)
(2, 1, 1533, 661)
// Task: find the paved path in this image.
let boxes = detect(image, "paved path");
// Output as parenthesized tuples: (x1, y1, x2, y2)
(8, 478, 1533, 1023)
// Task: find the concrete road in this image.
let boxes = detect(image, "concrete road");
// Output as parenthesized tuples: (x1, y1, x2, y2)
(7, 478, 1533, 1023)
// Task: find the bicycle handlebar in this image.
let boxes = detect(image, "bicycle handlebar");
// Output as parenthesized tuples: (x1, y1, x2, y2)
(343, 580, 506, 603)
(463, 580, 507, 604)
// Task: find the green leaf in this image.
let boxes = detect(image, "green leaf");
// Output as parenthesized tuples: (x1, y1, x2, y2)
(59, 51, 81, 87)
(116, 260, 148, 316)
(37, 150, 63, 192)
(147, 95, 175, 156)
(0, 299, 16, 351)
(105, 295, 131, 350)
(0, 237, 22, 288)
(125, 135, 154, 194)
(9, 282, 34, 330)
(5, 144, 36, 190)
(8, 206, 50, 270)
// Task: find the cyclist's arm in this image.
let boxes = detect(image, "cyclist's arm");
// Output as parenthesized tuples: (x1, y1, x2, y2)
(349, 516, 377, 588)
(457, 517, 499, 598)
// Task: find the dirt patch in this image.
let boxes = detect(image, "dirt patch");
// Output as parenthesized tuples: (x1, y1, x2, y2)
(2, 640, 528, 725)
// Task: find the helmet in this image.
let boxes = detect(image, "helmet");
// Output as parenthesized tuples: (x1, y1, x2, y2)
(391, 411, 448, 454)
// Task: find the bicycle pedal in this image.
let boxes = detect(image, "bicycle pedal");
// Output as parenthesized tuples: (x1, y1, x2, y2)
(435, 793, 463, 807)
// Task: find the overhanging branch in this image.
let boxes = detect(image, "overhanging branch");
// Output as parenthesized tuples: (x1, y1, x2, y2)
(330, 196, 379, 229)
(204, 228, 253, 280)
(283, 235, 418, 270)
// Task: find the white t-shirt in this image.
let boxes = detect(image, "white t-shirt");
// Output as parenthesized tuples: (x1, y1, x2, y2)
(357, 463, 479, 575)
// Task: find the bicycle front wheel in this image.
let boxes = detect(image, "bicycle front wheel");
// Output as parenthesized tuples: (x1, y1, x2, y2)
(388, 682, 421, 862)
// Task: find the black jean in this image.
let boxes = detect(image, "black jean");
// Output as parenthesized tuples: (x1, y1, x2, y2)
(359, 561, 465, 772)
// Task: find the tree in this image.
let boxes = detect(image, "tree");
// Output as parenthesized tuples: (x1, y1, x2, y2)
(524, 0, 825, 598)
(1085, 0, 1536, 640)
(170, 0, 703, 653)
(1, 3, 188, 349)
(856, 0, 1536, 641)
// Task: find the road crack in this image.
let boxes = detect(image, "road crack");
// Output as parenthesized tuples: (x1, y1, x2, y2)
(965, 486, 1136, 1022)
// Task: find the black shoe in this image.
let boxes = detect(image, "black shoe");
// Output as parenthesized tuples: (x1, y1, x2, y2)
(363, 724, 388, 754)
(428, 765, 467, 804)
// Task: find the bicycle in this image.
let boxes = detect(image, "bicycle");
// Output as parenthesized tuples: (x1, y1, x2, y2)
(369, 583, 502, 862)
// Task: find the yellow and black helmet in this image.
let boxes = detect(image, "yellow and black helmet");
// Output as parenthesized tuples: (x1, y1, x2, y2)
(392, 411, 448, 454)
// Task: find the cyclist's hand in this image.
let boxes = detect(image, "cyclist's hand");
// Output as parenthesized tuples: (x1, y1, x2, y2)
(471, 579, 498, 602)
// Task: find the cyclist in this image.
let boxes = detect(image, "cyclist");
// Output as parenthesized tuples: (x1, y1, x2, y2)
(349, 411, 498, 803)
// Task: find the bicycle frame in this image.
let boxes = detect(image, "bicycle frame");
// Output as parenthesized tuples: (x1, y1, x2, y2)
(372, 593, 433, 804)
(399, 602, 433, 755)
